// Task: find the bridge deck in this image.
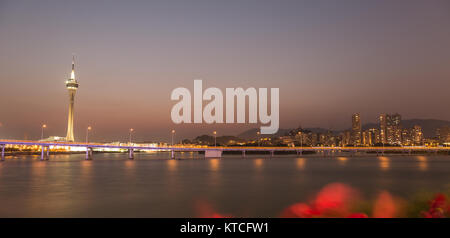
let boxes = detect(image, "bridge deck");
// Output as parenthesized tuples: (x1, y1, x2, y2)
(0, 139, 448, 152)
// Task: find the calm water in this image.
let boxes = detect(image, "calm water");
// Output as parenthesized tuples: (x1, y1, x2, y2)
(0, 153, 449, 217)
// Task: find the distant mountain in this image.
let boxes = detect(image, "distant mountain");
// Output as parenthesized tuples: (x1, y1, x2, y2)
(237, 128, 290, 140)
(237, 127, 332, 139)
(191, 135, 245, 145)
(362, 119, 450, 138)
(236, 119, 450, 140)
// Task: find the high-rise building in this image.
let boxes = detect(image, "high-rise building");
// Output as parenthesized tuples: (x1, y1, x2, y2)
(412, 125, 423, 145)
(401, 128, 413, 146)
(379, 114, 387, 144)
(351, 113, 362, 145)
(368, 128, 381, 145)
(362, 130, 372, 146)
(65, 56, 79, 142)
(380, 113, 402, 145)
(437, 126, 450, 144)
(341, 130, 351, 146)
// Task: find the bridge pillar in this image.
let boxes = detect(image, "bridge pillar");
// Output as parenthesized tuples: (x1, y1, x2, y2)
(85, 147, 93, 160)
(171, 149, 175, 159)
(45, 146, 50, 160)
(40, 146, 45, 161)
(242, 150, 246, 158)
(1, 144, 5, 161)
(270, 150, 274, 157)
(129, 149, 134, 160)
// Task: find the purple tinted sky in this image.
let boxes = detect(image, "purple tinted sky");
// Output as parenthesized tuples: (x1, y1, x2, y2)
(1, 0, 450, 142)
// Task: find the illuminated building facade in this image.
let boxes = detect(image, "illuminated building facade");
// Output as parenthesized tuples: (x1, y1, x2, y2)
(412, 125, 423, 145)
(437, 126, 450, 144)
(385, 113, 402, 145)
(362, 130, 371, 146)
(379, 114, 387, 144)
(351, 113, 362, 145)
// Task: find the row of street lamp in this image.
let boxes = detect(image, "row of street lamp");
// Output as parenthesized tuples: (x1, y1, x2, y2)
(40, 124, 261, 147)
(41, 124, 94, 143)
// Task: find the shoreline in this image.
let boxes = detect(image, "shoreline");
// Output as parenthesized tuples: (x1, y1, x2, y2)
(2, 150, 449, 157)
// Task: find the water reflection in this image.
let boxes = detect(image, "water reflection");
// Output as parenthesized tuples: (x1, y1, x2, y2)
(124, 160, 136, 180)
(296, 158, 306, 170)
(378, 156, 390, 171)
(80, 160, 93, 178)
(167, 159, 177, 172)
(1, 153, 449, 217)
(416, 156, 428, 171)
(208, 159, 221, 188)
(253, 158, 263, 170)
(337, 157, 348, 165)
(209, 159, 220, 172)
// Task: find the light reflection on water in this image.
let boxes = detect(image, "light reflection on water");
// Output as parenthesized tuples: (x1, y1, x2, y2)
(296, 158, 306, 170)
(253, 158, 264, 170)
(337, 157, 348, 165)
(0, 153, 448, 217)
(417, 156, 428, 171)
(209, 159, 220, 171)
(378, 156, 390, 171)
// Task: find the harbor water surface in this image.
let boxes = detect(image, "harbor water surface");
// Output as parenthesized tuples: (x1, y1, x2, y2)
(0, 153, 449, 217)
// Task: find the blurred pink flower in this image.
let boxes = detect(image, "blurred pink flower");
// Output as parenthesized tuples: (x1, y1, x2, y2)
(373, 191, 397, 218)
(281, 183, 362, 218)
(421, 193, 448, 218)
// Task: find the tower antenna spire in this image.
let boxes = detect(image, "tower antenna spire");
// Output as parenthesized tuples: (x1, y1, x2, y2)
(72, 54, 75, 71)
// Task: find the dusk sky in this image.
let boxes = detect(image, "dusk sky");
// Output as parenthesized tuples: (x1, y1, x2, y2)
(1, 0, 449, 142)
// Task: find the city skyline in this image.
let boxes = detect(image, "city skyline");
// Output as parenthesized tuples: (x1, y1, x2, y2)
(1, 0, 450, 141)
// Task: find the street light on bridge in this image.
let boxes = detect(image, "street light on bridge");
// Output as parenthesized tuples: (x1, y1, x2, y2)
(86, 126, 92, 143)
(213, 131, 217, 147)
(41, 124, 47, 140)
(129, 128, 134, 144)
(257, 131, 260, 146)
(171, 129, 175, 146)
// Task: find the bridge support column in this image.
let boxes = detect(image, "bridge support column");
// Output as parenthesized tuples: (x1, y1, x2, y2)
(242, 150, 246, 158)
(270, 150, 274, 157)
(40, 146, 45, 161)
(1, 144, 5, 161)
(85, 147, 92, 160)
(171, 150, 175, 159)
(45, 146, 50, 160)
(129, 149, 134, 160)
